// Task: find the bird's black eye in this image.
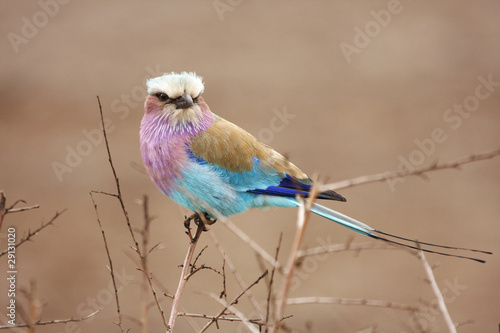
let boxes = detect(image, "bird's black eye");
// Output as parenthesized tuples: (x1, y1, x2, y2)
(155, 93, 169, 102)
(193, 95, 199, 103)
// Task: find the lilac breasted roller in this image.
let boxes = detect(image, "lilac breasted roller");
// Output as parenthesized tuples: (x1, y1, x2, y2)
(139, 72, 488, 262)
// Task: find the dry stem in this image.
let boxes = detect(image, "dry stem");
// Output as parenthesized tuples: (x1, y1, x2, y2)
(297, 241, 405, 259)
(207, 229, 265, 321)
(286, 296, 418, 311)
(0, 210, 66, 258)
(272, 199, 308, 332)
(265, 233, 282, 332)
(321, 148, 500, 191)
(273, 178, 319, 332)
(139, 194, 154, 333)
(167, 223, 205, 332)
(0, 191, 40, 231)
(178, 312, 262, 324)
(90, 192, 125, 332)
(418, 250, 457, 333)
(95, 96, 171, 329)
(199, 270, 269, 333)
(0, 310, 99, 329)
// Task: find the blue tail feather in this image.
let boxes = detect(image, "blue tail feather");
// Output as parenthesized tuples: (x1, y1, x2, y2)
(308, 203, 489, 263)
(311, 203, 374, 236)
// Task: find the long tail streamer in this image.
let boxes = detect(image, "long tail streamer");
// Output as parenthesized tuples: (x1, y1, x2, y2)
(310, 203, 491, 263)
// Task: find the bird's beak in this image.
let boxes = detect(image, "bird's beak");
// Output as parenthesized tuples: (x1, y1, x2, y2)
(174, 93, 194, 109)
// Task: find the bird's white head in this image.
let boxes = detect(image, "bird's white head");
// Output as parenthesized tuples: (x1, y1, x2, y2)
(144, 72, 209, 131)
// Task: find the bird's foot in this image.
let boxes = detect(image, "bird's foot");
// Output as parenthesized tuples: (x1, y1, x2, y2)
(184, 213, 217, 232)
(183, 213, 196, 230)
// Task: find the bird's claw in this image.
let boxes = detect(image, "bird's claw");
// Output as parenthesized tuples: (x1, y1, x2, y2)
(184, 213, 217, 232)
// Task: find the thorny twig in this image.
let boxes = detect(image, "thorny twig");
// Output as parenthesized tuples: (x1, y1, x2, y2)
(0, 210, 66, 258)
(95, 96, 142, 258)
(200, 270, 269, 333)
(178, 312, 264, 325)
(0, 310, 100, 329)
(184, 264, 223, 281)
(93, 96, 169, 329)
(220, 259, 227, 300)
(140, 195, 151, 333)
(0, 191, 40, 230)
(207, 230, 265, 321)
(138, 194, 158, 333)
(190, 245, 208, 272)
(90, 192, 125, 333)
(204, 293, 260, 333)
(265, 233, 282, 333)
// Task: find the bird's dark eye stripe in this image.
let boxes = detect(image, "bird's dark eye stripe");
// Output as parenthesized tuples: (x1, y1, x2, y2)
(155, 93, 169, 102)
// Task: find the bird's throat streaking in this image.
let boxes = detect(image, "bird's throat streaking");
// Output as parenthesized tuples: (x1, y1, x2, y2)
(310, 203, 491, 263)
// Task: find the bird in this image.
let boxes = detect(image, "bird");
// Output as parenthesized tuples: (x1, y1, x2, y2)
(140, 72, 489, 263)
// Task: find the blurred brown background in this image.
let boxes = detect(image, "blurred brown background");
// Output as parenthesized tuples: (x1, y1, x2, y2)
(1, 1, 500, 332)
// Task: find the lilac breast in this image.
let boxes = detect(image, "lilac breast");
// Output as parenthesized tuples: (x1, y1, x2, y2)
(139, 103, 214, 195)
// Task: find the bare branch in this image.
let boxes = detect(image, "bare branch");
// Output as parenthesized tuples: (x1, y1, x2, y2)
(184, 264, 223, 281)
(321, 148, 500, 191)
(135, 195, 169, 330)
(207, 229, 265, 321)
(95, 96, 142, 257)
(94, 97, 170, 330)
(221, 259, 227, 301)
(191, 245, 208, 272)
(273, 180, 320, 332)
(138, 194, 152, 333)
(200, 270, 268, 333)
(286, 297, 419, 312)
(265, 233, 282, 333)
(0, 191, 40, 230)
(167, 223, 205, 332)
(0, 210, 66, 258)
(90, 192, 125, 333)
(204, 293, 261, 333)
(6, 205, 40, 214)
(178, 312, 263, 325)
(417, 250, 457, 333)
(0, 310, 99, 329)
(297, 241, 406, 259)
